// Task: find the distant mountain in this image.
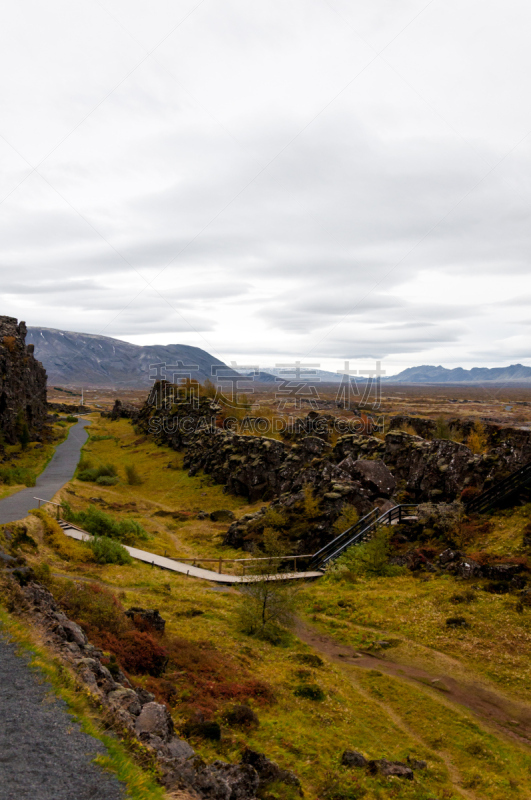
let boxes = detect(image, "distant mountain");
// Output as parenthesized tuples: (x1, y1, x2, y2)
(385, 364, 531, 384)
(27, 327, 238, 388)
(262, 367, 344, 383)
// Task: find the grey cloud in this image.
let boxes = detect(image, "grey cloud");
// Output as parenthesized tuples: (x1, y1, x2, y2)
(1, 1, 530, 366)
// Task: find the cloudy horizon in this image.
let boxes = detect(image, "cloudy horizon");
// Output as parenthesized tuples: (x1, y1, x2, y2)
(1, 0, 530, 376)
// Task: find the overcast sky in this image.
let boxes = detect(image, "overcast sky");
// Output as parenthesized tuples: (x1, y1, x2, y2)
(1, 0, 530, 374)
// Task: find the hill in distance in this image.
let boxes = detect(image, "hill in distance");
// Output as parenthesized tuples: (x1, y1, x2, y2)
(27, 327, 238, 388)
(385, 364, 531, 384)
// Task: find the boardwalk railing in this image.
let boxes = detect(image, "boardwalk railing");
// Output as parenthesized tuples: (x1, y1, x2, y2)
(465, 461, 531, 515)
(162, 552, 314, 575)
(309, 504, 418, 571)
(34, 497, 62, 519)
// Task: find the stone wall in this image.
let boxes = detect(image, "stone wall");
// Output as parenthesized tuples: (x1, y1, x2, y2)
(0, 316, 48, 445)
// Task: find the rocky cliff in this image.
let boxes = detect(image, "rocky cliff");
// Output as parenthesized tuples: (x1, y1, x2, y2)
(0, 316, 48, 445)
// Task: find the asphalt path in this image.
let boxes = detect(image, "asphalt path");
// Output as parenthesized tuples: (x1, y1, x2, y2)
(0, 633, 124, 800)
(0, 418, 91, 525)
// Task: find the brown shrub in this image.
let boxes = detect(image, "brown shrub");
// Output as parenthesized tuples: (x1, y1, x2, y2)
(98, 629, 169, 677)
(460, 486, 482, 503)
(56, 581, 127, 637)
(2, 336, 16, 353)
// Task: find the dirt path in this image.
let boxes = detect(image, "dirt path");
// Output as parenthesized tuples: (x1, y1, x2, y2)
(295, 619, 531, 747)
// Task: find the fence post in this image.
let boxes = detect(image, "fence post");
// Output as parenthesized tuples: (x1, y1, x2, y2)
(219, 557, 222, 574)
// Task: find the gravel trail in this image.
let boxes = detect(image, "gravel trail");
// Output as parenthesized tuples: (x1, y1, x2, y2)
(0, 633, 125, 800)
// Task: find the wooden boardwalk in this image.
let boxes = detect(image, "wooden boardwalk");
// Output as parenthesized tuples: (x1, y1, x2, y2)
(58, 521, 323, 584)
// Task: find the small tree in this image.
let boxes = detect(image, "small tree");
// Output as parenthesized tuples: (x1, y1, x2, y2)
(237, 531, 300, 643)
(467, 421, 488, 454)
(19, 422, 30, 450)
(329, 527, 401, 580)
(125, 464, 143, 485)
(435, 416, 451, 440)
(303, 485, 321, 518)
(332, 504, 359, 535)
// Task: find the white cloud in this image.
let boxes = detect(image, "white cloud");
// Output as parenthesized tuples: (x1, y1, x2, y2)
(0, 0, 530, 373)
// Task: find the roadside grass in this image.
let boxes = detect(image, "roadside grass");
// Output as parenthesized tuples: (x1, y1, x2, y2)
(300, 572, 531, 700)
(0, 607, 165, 800)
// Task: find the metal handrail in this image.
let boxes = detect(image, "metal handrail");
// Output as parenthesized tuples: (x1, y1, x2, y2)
(466, 461, 531, 514)
(309, 503, 418, 570)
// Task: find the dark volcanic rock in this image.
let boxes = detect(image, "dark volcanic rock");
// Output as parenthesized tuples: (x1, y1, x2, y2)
(241, 749, 302, 794)
(102, 398, 140, 422)
(341, 750, 367, 768)
(125, 607, 166, 633)
(0, 316, 48, 445)
(368, 759, 414, 780)
(345, 458, 396, 497)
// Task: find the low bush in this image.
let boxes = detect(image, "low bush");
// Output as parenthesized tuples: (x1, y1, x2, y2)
(100, 629, 169, 676)
(446, 616, 468, 628)
(0, 466, 36, 487)
(61, 502, 149, 544)
(292, 653, 324, 668)
(329, 528, 404, 580)
(223, 704, 259, 729)
(95, 475, 119, 486)
(294, 684, 325, 701)
(65, 415, 78, 423)
(77, 463, 118, 483)
(450, 590, 476, 604)
(88, 536, 132, 565)
(55, 580, 128, 637)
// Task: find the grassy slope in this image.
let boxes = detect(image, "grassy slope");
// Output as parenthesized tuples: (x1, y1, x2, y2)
(5, 414, 531, 800)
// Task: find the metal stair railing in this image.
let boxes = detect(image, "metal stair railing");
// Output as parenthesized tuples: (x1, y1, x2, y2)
(466, 461, 531, 514)
(309, 503, 418, 571)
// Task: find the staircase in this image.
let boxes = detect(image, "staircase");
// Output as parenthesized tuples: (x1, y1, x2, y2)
(465, 461, 531, 515)
(309, 504, 418, 571)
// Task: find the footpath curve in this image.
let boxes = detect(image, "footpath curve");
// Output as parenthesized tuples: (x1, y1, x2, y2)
(0, 418, 91, 525)
(60, 520, 323, 584)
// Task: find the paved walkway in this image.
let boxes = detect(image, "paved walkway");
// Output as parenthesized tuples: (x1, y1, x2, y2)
(0, 419, 91, 525)
(0, 632, 124, 800)
(60, 521, 324, 585)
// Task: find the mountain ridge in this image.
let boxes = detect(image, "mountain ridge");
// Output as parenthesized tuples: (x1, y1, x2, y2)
(26, 326, 238, 387)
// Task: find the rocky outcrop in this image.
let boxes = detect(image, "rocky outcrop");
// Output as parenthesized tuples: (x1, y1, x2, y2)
(137, 383, 220, 450)
(140, 391, 531, 515)
(102, 399, 140, 422)
(0, 316, 48, 445)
